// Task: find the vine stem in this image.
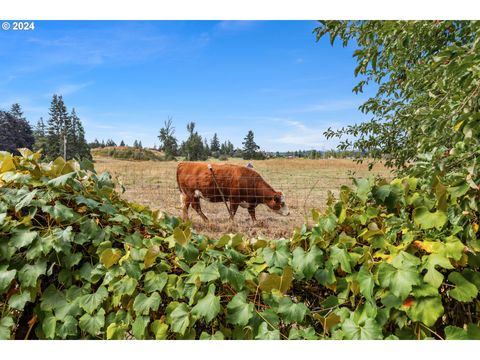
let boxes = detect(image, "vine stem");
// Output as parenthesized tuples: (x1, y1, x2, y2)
(255, 310, 289, 340)
(419, 323, 444, 340)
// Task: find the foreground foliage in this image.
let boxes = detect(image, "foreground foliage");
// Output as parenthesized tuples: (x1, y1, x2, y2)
(0, 151, 479, 339)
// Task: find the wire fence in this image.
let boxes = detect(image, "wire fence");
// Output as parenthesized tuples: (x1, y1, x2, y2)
(95, 158, 393, 238)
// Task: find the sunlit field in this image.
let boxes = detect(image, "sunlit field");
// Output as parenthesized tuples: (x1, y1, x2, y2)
(93, 155, 392, 239)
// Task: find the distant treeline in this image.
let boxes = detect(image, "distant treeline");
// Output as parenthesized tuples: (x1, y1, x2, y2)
(1, 103, 361, 163)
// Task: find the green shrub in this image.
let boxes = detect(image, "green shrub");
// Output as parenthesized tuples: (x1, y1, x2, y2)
(0, 150, 478, 339)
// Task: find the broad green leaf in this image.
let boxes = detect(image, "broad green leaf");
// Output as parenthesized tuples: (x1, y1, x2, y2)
(15, 189, 37, 212)
(263, 246, 290, 268)
(356, 265, 374, 302)
(448, 272, 478, 302)
(377, 262, 420, 300)
(8, 291, 31, 310)
(277, 297, 308, 324)
(10, 230, 37, 249)
(0, 267, 16, 294)
(40, 285, 65, 312)
(144, 245, 160, 268)
(132, 315, 149, 339)
(151, 320, 169, 340)
(111, 276, 138, 296)
(355, 178, 371, 203)
(109, 214, 130, 225)
(318, 213, 337, 234)
(18, 260, 47, 288)
(42, 201, 78, 222)
(329, 246, 352, 273)
(423, 254, 453, 288)
(226, 292, 254, 326)
(57, 315, 78, 339)
(0, 317, 14, 340)
(292, 246, 323, 280)
(255, 322, 280, 340)
(78, 286, 108, 314)
(200, 263, 220, 282)
(47, 172, 77, 187)
(106, 322, 128, 340)
(200, 330, 225, 340)
(42, 314, 57, 339)
(258, 266, 293, 293)
(218, 264, 245, 291)
(79, 308, 105, 337)
(342, 318, 383, 340)
(288, 326, 318, 340)
(100, 248, 122, 269)
(133, 292, 161, 315)
(173, 227, 190, 246)
(413, 207, 447, 230)
(191, 284, 221, 323)
(406, 296, 444, 327)
(143, 271, 168, 293)
(445, 326, 469, 340)
(467, 324, 480, 340)
(166, 302, 190, 335)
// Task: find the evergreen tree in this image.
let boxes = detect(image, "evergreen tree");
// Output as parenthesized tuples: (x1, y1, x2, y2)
(182, 122, 207, 161)
(105, 139, 117, 147)
(138, 141, 143, 149)
(43, 98, 91, 160)
(46, 95, 69, 159)
(210, 133, 220, 153)
(101, 139, 106, 148)
(33, 117, 47, 152)
(120, 140, 125, 147)
(158, 118, 178, 160)
(72, 113, 91, 160)
(89, 138, 101, 148)
(0, 108, 35, 153)
(203, 139, 210, 158)
(8, 104, 35, 151)
(242, 130, 260, 160)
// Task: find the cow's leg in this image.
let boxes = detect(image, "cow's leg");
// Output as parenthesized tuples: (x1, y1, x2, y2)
(247, 205, 257, 222)
(229, 202, 239, 219)
(191, 198, 209, 222)
(180, 193, 191, 220)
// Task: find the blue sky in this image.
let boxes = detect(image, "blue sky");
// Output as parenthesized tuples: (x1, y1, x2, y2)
(0, 20, 373, 151)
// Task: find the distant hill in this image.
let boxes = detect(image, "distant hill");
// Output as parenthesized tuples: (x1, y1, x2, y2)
(91, 146, 165, 161)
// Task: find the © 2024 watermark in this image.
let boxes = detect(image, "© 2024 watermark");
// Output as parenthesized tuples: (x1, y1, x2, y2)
(2, 21, 36, 31)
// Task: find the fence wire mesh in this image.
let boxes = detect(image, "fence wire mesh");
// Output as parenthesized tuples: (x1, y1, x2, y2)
(94, 158, 392, 238)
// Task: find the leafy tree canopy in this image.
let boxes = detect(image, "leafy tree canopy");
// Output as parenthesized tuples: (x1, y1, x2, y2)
(315, 21, 480, 177)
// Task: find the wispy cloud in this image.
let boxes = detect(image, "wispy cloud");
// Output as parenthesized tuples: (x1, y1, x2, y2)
(286, 98, 364, 114)
(267, 118, 348, 149)
(215, 21, 257, 32)
(48, 81, 94, 97)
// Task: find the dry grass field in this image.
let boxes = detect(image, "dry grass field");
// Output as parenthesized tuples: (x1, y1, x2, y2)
(93, 156, 392, 239)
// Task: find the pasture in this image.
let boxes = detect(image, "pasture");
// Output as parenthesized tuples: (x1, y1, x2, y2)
(93, 156, 392, 238)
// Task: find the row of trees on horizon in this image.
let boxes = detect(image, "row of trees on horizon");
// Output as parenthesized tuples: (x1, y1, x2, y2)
(0, 98, 358, 162)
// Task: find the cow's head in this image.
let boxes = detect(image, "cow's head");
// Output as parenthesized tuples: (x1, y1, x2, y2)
(266, 192, 290, 216)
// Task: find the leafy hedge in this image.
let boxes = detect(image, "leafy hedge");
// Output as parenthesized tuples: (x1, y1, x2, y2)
(91, 147, 164, 161)
(0, 150, 479, 339)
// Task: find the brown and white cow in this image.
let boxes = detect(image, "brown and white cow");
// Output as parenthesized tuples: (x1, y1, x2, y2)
(176, 162, 289, 222)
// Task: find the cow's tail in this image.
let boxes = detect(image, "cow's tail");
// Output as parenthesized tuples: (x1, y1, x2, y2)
(176, 162, 183, 194)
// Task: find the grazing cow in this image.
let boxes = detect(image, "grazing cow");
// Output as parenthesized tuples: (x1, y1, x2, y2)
(176, 162, 289, 222)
